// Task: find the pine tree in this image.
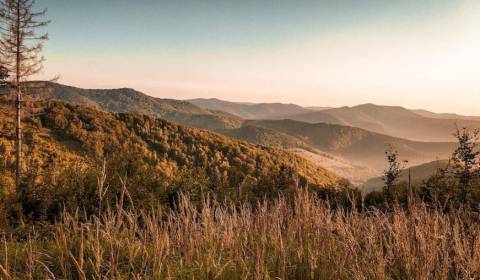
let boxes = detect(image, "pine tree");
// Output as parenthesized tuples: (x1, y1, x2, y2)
(0, 0, 49, 191)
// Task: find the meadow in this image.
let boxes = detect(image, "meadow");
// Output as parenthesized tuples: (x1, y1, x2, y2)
(0, 190, 478, 280)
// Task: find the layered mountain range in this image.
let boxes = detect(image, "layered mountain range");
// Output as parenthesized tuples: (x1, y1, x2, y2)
(2, 82, 474, 189)
(190, 98, 480, 142)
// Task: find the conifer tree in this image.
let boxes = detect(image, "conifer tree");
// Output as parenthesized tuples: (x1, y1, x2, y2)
(0, 0, 49, 190)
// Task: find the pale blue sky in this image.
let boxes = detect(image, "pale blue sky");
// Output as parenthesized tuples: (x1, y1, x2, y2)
(37, 0, 480, 114)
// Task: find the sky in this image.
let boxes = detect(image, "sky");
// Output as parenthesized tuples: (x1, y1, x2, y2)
(35, 0, 480, 115)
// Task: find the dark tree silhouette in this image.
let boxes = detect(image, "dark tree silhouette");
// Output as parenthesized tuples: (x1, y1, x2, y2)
(383, 146, 406, 201)
(452, 127, 479, 203)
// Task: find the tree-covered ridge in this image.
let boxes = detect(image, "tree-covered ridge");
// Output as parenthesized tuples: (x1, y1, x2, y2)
(0, 98, 347, 221)
(0, 98, 342, 193)
(221, 124, 311, 150)
(247, 119, 456, 170)
(42, 101, 338, 183)
(20, 81, 244, 131)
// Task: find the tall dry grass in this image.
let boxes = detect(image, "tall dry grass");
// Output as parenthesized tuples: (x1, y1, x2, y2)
(0, 190, 479, 279)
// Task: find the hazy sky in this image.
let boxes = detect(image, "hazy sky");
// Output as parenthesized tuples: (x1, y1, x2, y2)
(37, 0, 480, 114)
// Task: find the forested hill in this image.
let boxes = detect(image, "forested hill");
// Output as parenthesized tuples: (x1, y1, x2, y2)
(247, 119, 456, 170)
(0, 99, 342, 202)
(19, 81, 244, 131)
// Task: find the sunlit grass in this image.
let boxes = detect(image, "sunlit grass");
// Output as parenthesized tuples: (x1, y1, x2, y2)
(0, 190, 478, 279)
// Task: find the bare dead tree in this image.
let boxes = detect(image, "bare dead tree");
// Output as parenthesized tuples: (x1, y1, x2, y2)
(0, 0, 49, 191)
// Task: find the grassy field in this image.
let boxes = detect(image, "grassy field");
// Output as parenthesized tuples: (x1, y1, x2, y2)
(0, 190, 478, 279)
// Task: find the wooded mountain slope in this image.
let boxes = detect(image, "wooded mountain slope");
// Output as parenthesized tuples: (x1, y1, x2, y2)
(221, 125, 311, 150)
(19, 82, 243, 131)
(247, 119, 455, 171)
(4, 82, 462, 185)
(0, 99, 342, 193)
(188, 98, 313, 119)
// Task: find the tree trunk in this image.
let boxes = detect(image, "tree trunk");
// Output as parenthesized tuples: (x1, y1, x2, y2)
(15, 86, 21, 190)
(15, 0, 21, 191)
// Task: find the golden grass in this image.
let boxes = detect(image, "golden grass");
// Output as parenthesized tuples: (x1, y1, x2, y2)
(0, 190, 479, 279)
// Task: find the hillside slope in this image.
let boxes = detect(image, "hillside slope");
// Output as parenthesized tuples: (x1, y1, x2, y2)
(220, 124, 376, 185)
(362, 160, 449, 193)
(188, 98, 313, 119)
(221, 125, 311, 150)
(0, 99, 342, 191)
(292, 148, 378, 186)
(19, 82, 243, 131)
(247, 119, 456, 171)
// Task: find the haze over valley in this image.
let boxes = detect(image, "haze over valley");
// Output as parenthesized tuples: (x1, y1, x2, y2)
(8, 82, 471, 188)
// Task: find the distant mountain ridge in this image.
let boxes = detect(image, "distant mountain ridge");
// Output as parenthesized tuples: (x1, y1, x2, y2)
(188, 98, 314, 119)
(412, 109, 480, 121)
(289, 103, 480, 142)
(20, 82, 243, 131)
(187, 98, 480, 142)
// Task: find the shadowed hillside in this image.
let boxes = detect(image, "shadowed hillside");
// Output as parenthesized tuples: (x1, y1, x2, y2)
(221, 125, 378, 184)
(247, 119, 456, 171)
(221, 125, 311, 150)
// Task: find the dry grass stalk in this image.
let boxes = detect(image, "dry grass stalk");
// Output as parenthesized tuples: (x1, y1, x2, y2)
(0, 190, 478, 279)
